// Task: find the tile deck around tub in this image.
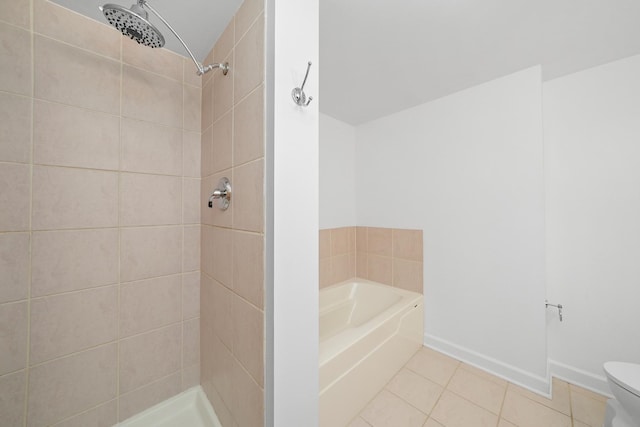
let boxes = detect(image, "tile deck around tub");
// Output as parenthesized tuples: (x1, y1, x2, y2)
(350, 346, 608, 427)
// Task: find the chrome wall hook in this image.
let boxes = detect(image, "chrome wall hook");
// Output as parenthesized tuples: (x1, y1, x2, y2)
(545, 300, 563, 322)
(208, 177, 231, 211)
(292, 61, 313, 107)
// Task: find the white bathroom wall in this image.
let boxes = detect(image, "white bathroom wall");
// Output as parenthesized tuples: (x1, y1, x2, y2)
(355, 67, 549, 392)
(266, 0, 319, 424)
(544, 54, 640, 395)
(319, 113, 357, 229)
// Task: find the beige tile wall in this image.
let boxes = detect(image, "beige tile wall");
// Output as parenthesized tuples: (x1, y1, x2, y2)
(0, 1, 201, 425)
(320, 226, 424, 293)
(319, 226, 357, 288)
(199, 0, 266, 426)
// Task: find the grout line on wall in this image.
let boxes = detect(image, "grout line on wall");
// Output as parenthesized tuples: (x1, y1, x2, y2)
(120, 60, 185, 85)
(211, 105, 232, 129)
(0, 88, 32, 99)
(30, 96, 122, 119)
(35, 0, 128, 39)
(116, 37, 123, 421)
(228, 228, 264, 237)
(29, 161, 187, 177)
(118, 322, 186, 346)
(26, 340, 117, 370)
(120, 369, 183, 398)
(0, 368, 27, 381)
(48, 399, 117, 427)
(0, 18, 30, 32)
(236, 352, 265, 392)
(232, 155, 265, 170)
(180, 80, 186, 390)
(29, 282, 120, 301)
(25, 320, 185, 372)
(233, 82, 264, 109)
(0, 298, 30, 307)
(22, 225, 175, 234)
(211, 108, 232, 128)
(30, 94, 189, 135)
(230, 42, 236, 233)
(32, 31, 121, 63)
(233, 9, 264, 52)
(201, 223, 264, 234)
(23, 2, 35, 423)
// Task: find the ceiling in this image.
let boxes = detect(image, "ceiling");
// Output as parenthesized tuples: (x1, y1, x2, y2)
(52, 0, 243, 62)
(54, 0, 640, 126)
(320, 0, 640, 124)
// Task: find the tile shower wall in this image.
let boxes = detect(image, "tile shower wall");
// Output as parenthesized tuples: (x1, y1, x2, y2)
(320, 226, 424, 293)
(0, 1, 201, 425)
(199, 0, 266, 426)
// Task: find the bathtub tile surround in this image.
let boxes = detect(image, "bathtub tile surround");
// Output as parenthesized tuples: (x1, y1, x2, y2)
(319, 226, 356, 287)
(199, 0, 266, 426)
(0, 0, 201, 424)
(353, 347, 608, 427)
(320, 226, 424, 293)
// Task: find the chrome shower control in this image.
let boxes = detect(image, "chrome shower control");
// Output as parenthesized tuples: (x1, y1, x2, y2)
(208, 177, 231, 210)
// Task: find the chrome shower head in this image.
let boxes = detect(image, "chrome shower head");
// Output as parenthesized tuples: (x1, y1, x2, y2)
(99, 2, 164, 48)
(99, 0, 229, 76)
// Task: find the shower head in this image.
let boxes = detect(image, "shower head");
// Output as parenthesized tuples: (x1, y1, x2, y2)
(99, 0, 229, 76)
(99, 2, 165, 48)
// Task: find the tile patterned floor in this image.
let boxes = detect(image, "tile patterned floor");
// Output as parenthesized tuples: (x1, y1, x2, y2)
(350, 346, 609, 427)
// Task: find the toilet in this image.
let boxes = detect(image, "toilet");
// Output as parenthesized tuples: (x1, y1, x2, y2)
(603, 362, 640, 427)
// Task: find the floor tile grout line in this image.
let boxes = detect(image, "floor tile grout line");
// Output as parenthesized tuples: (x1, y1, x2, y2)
(357, 349, 420, 425)
(443, 368, 506, 418)
(432, 359, 506, 422)
(357, 346, 606, 427)
(496, 376, 509, 425)
(569, 386, 575, 427)
(382, 386, 431, 419)
(396, 349, 460, 422)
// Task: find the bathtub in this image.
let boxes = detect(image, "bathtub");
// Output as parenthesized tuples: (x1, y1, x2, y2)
(319, 279, 423, 427)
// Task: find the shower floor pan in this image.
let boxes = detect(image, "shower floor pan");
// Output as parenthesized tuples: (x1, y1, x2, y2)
(117, 386, 221, 427)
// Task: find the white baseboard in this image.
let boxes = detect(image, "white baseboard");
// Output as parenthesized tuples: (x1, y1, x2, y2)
(424, 334, 614, 400)
(424, 333, 551, 397)
(548, 359, 612, 398)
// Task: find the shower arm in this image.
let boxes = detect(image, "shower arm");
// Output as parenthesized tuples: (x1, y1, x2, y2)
(141, 0, 229, 76)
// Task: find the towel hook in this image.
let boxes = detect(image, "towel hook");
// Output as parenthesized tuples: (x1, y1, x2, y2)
(292, 61, 313, 107)
(545, 300, 563, 322)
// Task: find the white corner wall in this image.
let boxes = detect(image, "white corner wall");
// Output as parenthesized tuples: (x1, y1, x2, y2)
(355, 67, 548, 392)
(544, 54, 640, 395)
(266, 0, 319, 425)
(319, 113, 357, 229)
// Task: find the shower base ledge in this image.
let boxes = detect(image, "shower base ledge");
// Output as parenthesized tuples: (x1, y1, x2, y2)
(117, 386, 221, 427)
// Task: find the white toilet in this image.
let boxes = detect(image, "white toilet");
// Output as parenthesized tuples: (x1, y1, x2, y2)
(603, 362, 640, 427)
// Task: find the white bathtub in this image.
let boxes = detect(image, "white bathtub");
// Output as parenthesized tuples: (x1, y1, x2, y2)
(319, 279, 424, 427)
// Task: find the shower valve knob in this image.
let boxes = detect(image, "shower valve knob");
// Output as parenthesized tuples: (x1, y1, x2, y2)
(208, 177, 231, 211)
